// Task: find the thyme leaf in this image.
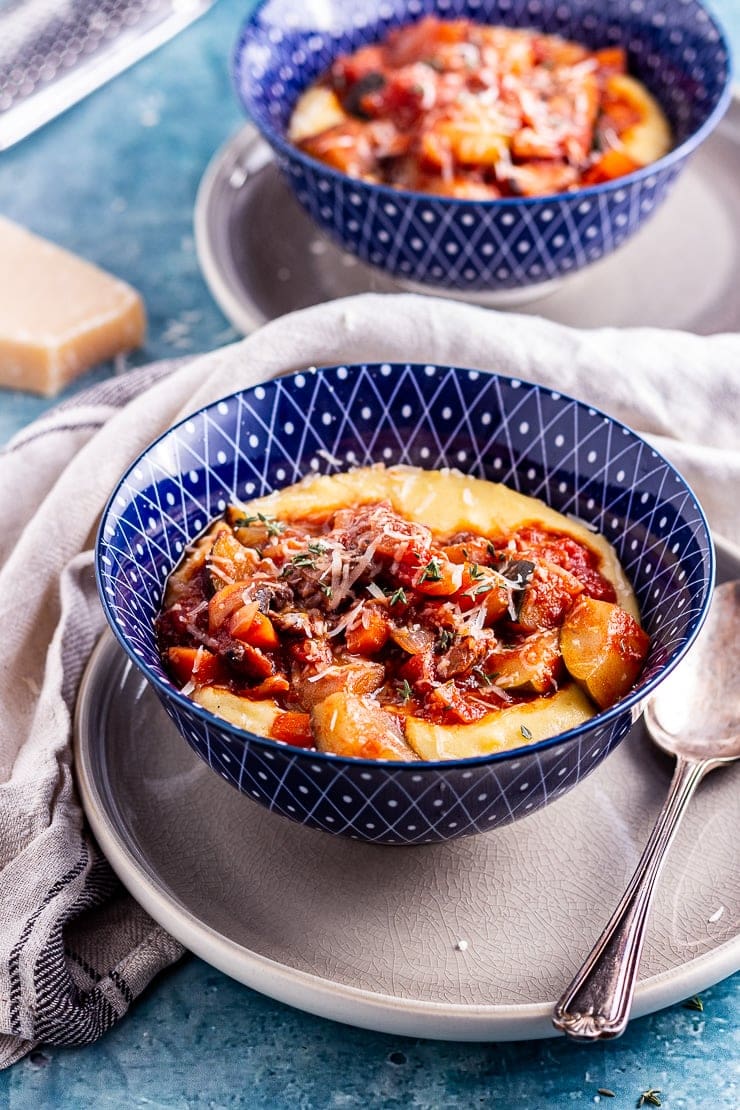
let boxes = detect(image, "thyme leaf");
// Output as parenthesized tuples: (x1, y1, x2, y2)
(232, 513, 258, 528)
(399, 679, 413, 704)
(389, 587, 408, 607)
(291, 552, 317, 568)
(520, 725, 533, 740)
(257, 512, 285, 537)
(684, 995, 704, 1011)
(419, 557, 442, 583)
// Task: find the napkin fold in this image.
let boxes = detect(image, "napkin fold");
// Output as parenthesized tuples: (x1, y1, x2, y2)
(1, 292, 738, 1068)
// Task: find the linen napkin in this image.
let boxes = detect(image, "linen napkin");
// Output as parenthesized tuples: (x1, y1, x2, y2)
(0, 292, 738, 1068)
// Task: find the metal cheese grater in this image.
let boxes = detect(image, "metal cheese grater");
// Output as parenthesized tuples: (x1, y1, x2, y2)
(0, 0, 216, 150)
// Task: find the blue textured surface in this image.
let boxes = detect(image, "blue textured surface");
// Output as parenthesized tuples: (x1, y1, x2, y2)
(96, 362, 712, 843)
(235, 0, 732, 290)
(1, 0, 739, 1102)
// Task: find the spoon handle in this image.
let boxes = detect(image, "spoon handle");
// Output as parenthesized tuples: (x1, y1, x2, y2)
(552, 755, 708, 1040)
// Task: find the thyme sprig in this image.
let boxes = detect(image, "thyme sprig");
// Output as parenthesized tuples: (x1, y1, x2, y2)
(232, 513, 258, 528)
(234, 511, 286, 537)
(468, 582, 493, 598)
(637, 1090, 662, 1108)
(399, 679, 413, 704)
(419, 557, 442, 583)
(291, 552, 317, 569)
(289, 540, 328, 571)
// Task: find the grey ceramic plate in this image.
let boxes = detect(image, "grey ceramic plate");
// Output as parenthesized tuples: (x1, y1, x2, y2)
(74, 540, 740, 1041)
(195, 95, 740, 335)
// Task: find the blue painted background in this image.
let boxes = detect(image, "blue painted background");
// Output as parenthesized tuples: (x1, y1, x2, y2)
(1, 0, 738, 1104)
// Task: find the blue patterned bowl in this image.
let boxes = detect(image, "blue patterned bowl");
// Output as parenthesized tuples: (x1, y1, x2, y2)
(233, 0, 732, 293)
(96, 363, 714, 844)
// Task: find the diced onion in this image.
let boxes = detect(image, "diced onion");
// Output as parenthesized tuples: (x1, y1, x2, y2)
(391, 625, 434, 654)
(307, 664, 343, 682)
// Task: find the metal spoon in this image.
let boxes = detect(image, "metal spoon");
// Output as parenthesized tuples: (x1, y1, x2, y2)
(553, 579, 740, 1041)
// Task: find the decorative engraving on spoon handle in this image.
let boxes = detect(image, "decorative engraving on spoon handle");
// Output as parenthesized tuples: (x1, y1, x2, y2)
(552, 756, 708, 1040)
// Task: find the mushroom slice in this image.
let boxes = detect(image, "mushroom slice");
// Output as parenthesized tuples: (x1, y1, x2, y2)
(487, 630, 563, 694)
(311, 692, 418, 761)
(293, 660, 385, 709)
(560, 596, 650, 709)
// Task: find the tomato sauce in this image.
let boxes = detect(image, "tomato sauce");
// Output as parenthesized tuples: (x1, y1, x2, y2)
(156, 496, 648, 756)
(289, 16, 672, 198)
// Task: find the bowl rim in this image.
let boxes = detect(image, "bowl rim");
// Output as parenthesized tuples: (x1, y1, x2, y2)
(95, 362, 716, 773)
(232, 0, 734, 211)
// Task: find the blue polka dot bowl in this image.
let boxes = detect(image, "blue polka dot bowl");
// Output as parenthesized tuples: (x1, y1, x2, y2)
(233, 0, 732, 294)
(96, 363, 714, 845)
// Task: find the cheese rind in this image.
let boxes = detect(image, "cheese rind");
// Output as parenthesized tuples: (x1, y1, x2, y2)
(0, 216, 146, 396)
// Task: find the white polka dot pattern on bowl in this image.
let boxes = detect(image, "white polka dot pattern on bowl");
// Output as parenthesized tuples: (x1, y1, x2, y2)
(234, 0, 731, 292)
(97, 363, 713, 844)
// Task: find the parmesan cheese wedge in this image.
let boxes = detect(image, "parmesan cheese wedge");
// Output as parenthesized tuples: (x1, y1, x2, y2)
(0, 216, 146, 396)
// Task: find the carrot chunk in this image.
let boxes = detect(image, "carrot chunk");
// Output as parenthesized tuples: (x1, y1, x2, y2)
(167, 646, 223, 686)
(345, 607, 390, 655)
(270, 711, 314, 748)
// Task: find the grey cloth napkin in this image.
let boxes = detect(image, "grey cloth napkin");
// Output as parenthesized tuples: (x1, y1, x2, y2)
(0, 359, 186, 1069)
(0, 293, 738, 1069)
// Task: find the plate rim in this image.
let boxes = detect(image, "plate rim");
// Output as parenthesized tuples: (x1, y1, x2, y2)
(74, 536, 740, 1041)
(194, 89, 740, 338)
(194, 128, 270, 336)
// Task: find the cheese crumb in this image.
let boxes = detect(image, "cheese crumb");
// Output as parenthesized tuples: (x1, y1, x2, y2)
(0, 216, 146, 396)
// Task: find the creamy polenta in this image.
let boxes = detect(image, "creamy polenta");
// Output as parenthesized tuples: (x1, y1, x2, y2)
(156, 466, 649, 761)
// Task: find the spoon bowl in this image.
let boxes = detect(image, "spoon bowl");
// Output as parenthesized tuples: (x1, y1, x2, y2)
(553, 579, 740, 1040)
(644, 580, 740, 763)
